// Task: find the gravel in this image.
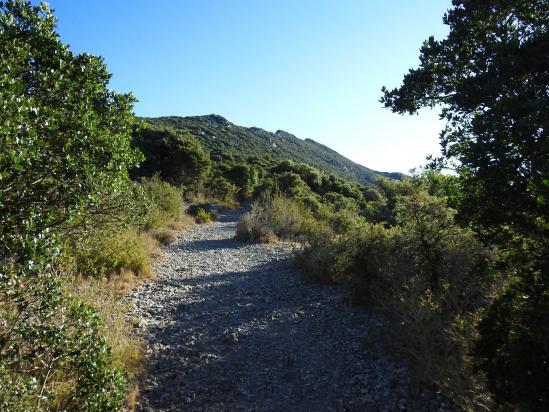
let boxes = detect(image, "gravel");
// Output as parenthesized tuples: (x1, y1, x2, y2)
(131, 207, 449, 411)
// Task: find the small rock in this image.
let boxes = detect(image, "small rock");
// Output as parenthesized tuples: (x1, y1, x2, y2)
(219, 331, 238, 344)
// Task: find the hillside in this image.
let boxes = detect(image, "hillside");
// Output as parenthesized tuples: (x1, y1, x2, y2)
(142, 115, 403, 186)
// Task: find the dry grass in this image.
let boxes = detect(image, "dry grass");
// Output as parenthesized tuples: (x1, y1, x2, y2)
(150, 228, 176, 245)
(149, 209, 195, 245)
(140, 232, 163, 261)
(236, 196, 307, 243)
(64, 208, 195, 408)
(168, 209, 195, 230)
(73, 277, 145, 411)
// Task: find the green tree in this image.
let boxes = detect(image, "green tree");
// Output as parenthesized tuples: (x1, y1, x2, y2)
(224, 163, 259, 199)
(207, 176, 238, 201)
(0, 1, 140, 407)
(132, 123, 211, 189)
(1, 0, 141, 266)
(381, 0, 548, 240)
(381, 1, 549, 409)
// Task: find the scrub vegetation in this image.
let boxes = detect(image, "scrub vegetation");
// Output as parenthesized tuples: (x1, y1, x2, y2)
(1, 0, 547, 411)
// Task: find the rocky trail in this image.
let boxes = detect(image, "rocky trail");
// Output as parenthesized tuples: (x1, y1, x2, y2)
(131, 207, 445, 411)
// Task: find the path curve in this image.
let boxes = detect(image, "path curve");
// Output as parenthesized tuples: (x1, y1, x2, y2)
(131, 208, 438, 411)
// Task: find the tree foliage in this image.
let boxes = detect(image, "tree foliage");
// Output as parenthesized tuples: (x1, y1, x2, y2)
(132, 123, 211, 188)
(0, 1, 141, 407)
(381, 1, 549, 409)
(381, 0, 548, 239)
(474, 261, 549, 411)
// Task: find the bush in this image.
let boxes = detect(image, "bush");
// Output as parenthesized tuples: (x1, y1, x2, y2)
(195, 208, 214, 224)
(150, 228, 176, 245)
(62, 229, 152, 279)
(296, 190, 493, 409)
(236, 203, 276, 242)
(188, 203, 219, 224)
(236, 196, 308, 242)
(206, 176, 238, 202)
(329, 220, 400, 304)
(141, 176, 183, 230)
(0, 2, 140, 408)
(474, 262, 549, 411)
(224, 163, 260, 200)
(132, 123, 211, 189)
(74, 278, 144, 409)
(294, 219, 336, 283)
(0, 274, 127, 411)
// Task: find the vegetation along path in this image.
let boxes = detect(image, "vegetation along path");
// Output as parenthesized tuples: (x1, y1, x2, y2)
(131, 207, 442, 411)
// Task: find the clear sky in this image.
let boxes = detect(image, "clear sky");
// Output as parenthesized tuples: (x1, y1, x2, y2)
(46, 0, 452, 174)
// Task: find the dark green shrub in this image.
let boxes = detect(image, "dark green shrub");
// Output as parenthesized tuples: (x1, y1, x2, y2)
(294, 219, 336, 283)
(376, 193, 491, 408)
(329, 220, 399, 304)
(0, 1, 139, 407)
(132, 123, 211, 189)
(224, 163, 260, 200)
(297, 190, 493, 409)
(141, 176, 183, 230)
(275, 172, 311, 198)
(474, 263, 549, 411)
(206, 176, 238, 202)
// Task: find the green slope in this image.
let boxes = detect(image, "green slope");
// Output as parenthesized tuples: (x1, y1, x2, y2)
(142, 114, 404, 186)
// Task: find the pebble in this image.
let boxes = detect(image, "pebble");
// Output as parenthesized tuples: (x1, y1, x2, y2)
(130, 207, 456, 411)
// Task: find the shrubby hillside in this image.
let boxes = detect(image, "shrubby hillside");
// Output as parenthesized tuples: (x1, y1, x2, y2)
(142, 115, 404, 186)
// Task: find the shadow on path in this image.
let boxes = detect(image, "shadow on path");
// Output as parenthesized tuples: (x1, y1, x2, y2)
(134, 209, 418, 412)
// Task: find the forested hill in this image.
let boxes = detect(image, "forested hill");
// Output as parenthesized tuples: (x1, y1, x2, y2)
(142, 115, 404, 186)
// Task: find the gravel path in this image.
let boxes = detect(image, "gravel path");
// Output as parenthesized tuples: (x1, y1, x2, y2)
(131, 208, 442, 411)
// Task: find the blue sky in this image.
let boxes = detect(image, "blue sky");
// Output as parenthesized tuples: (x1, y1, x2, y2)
(47, 0, 452, 173)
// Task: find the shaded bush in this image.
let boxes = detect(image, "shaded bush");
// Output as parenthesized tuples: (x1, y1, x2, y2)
(328, 220, 400, 304)
(206, 176, 238, 202)
(224, 163, 260, 200)
(474, 260, 549, 412)
(294, 219, 336, 283)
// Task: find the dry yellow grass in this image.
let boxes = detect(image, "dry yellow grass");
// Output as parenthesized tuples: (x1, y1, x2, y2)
(149, 209, 195, 245)
(150, 228, 176, 245)
(169, 209, 195, 230)
(140, 232, 163, 261)
(73, 277, 144, 410)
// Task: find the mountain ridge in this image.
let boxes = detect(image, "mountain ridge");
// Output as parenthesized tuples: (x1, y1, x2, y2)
(141, 114, 404, 186)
